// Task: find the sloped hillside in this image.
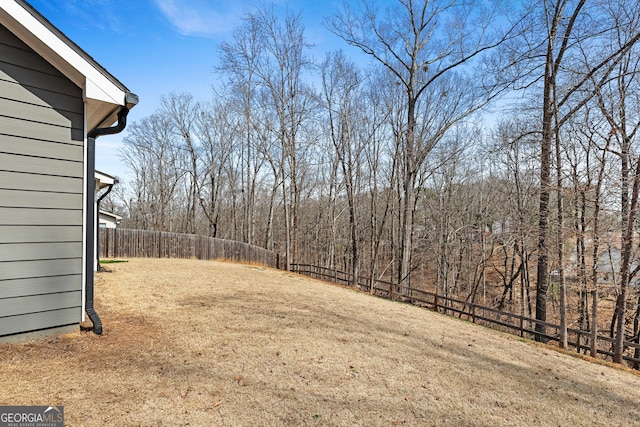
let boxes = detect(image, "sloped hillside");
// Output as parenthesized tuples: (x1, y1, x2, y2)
(1, 258, 639, 426)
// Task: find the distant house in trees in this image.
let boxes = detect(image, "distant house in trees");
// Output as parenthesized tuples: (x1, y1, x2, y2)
(99, 211, 122, 229)
(95, 170, 119, 232)
(0, 0, 137, 339)
(95, 170, 120, 272)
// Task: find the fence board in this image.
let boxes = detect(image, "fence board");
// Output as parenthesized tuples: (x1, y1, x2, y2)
(99, 228, 279, 269)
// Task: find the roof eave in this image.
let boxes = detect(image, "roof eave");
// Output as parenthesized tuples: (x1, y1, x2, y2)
(0, 1, 137, 129)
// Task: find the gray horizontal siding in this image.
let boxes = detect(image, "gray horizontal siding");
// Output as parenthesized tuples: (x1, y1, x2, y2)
(0, 63, 79, 100)
(0, 26, 80, 98)
(0, 171, 81, 193)
(0, 24, 33, 49)
(0, 115, 84, 144)
(0, 258, 83, 281)
(0, 207, 83, 226)
(0, 152, 82, 176)
(0, 189, 82, 209)
(0, 23, 85, 337)
(0, 77, 80, 113)
(0, 133, 82, 162)
(0, 226, 81, 243)
(0, 242, 83, 262)
(0, 291, 81, 317)
(0, 96, 83, 129)
(0, 274, 80, 298)
(0, 307, 81, 337)
(0, 31, 60, 73)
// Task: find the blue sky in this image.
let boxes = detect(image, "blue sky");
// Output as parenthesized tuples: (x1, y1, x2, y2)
(26, 0, 370, 181)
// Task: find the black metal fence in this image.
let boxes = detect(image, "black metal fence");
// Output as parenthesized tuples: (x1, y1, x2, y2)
(290, 263, 640, 366)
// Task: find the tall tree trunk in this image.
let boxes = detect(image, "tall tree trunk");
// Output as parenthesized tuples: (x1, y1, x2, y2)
(613, 154, 640, 362)
(555, 113, 568, 349)
(536, 71, 553, 341)
(399, 171, 416, 297)
(536, 0, 586, 342)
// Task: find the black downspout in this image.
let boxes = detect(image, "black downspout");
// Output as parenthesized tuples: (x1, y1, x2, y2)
(85, 107, 130, 335)
(96, 180, 118, 272)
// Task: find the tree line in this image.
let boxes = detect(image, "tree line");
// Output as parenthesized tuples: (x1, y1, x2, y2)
(104, 0, 640, 364)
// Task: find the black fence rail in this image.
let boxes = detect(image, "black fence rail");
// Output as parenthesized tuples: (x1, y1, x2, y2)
(290, 263, 640, 366)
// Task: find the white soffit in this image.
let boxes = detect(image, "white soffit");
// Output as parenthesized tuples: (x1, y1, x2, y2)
(0, 0, 129, 108)
(95, 170, 117, 189)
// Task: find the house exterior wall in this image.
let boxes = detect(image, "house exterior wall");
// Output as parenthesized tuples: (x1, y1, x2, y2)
(0, 23, 85, 337)
(98, 214, 119, 229)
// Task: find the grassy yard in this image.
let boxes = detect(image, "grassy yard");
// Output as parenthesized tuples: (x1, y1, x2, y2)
(1, 258, 640, 426)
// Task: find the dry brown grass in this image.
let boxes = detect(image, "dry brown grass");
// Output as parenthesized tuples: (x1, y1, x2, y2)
(2, 258, 640, 426)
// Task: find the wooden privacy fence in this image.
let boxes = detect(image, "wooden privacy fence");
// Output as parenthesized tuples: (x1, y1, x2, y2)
(99, 228, 279, 269)
(95, 231, 640, 366)
(290, 263, 640, 367)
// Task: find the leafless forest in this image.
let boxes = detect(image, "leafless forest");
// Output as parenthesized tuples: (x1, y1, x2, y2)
(103, 1, 640, 364)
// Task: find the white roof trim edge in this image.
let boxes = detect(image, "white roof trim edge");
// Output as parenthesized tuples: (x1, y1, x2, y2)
(1, 0, 128, 107)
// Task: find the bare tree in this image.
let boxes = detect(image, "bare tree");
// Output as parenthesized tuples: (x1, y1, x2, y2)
(217, 15, 264, 244)
(327, 0, 517, 295)
(360, 68, 395, 292)
(120, 114, 186, 231)
(322, 50, 365, 287)
(516, 0, 640, 342)
(486, 117, 539, 322)
(161, 93, 200, 234)
(563, 107, 612, 353)
(195, 101, 237, 238)
(588, 2, 640, 362)
(252, 6, 315, 269)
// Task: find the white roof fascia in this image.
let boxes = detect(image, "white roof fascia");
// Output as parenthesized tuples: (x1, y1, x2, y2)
(95, 170, 117, 189)
(99, 210, 123, 222)
(0, 1, 129, 108)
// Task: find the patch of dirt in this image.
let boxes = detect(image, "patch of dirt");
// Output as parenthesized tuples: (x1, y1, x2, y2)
(1, 258, 640, 426)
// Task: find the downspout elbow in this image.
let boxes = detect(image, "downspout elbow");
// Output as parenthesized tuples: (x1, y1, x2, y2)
(89, 106, 130, 138)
